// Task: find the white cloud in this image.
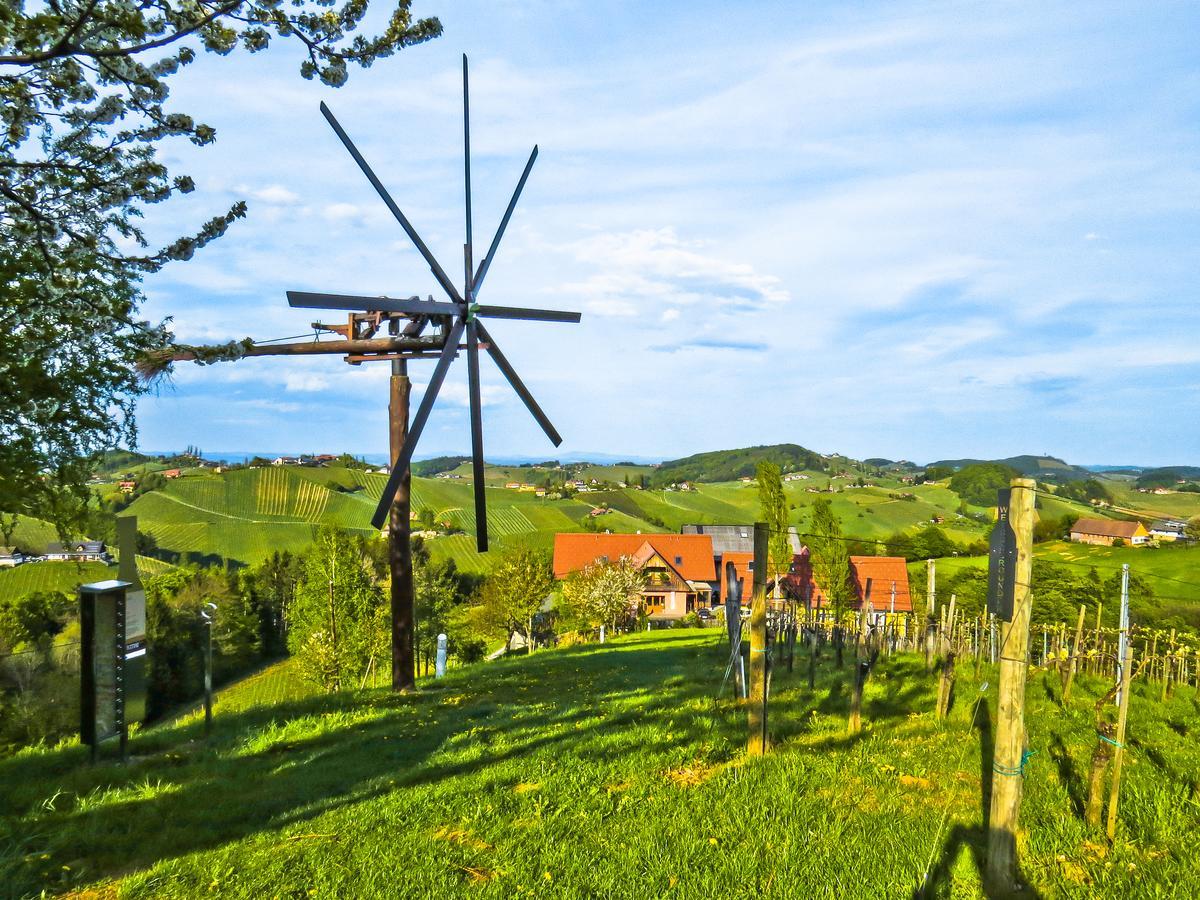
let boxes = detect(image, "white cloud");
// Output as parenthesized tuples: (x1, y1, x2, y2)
(324, 202, 366, 222)
(238, 184, 302, 205)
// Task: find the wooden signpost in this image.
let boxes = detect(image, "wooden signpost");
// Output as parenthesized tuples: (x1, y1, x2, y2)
(986, 477, 1035, 890)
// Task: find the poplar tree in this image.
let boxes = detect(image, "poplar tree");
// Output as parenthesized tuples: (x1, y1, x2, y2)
(808, 497, 853, 663)
(756, 461, 791, 600)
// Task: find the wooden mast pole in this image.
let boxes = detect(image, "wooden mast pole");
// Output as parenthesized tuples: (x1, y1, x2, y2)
(987, 477, 1036, 890)
(747, 521, 769, 755)
(389, 358, 416, 691)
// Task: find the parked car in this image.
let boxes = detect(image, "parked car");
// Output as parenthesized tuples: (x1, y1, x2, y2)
(696, 607, 714, 621)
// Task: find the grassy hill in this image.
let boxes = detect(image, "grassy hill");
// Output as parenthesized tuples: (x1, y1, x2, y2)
(930, 455, 1094, 482)
(94, 463, 996, 576)
(650, 443, 827, 486)
(1, 629, 1196, 897)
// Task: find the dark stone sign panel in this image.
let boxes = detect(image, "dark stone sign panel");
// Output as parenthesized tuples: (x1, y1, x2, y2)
(987, 489, 1018, 622)
(80, 581, 131, 758)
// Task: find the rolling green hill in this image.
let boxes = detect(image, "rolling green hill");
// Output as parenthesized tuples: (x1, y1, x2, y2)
(930, 454, 1094, 482)
(650, 443, 827, 486)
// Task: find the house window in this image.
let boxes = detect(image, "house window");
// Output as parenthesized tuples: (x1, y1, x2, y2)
(747, 561, 754, 571)
(674, 555, 682, 565)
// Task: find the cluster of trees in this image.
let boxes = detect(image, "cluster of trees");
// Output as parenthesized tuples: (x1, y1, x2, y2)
(919, 560, 1157, 630)
(98, 471, 167, 514)
(922, 465, 955, 482)
(650, 443, 827, 488)
(947, 463, 1020, 507)
(882, 525, 987, 561)
(1052, 478, 1112, 505)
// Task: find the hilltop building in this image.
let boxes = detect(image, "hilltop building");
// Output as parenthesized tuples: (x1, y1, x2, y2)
(1069, 518, 1149, 547)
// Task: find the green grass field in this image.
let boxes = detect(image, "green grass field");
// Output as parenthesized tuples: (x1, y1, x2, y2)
(1, 629, 1196, 898)
(0, 560, 114, 598)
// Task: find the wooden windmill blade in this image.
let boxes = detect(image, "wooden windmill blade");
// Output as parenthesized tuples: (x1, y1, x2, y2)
(370, 318, 466, 531)
(346, 54, 579, 550)
(319, 101, 464, 304)
(286, 291, 457, 317)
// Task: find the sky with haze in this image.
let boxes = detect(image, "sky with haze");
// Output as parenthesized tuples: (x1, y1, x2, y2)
(134, 0, 1200, 466)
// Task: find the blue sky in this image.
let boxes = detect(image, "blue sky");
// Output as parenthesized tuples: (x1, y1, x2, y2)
(133, 1, 1200, 466)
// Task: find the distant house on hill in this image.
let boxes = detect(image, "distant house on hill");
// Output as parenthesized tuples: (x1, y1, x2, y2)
(44, 540, 109, 562)
(118, 480, 136, 493)
(163, 468, 182, 478)
(552, 533, 716, 622)
(1069, 518, 1149, 547)
(1149, 520, 1187, 542)
(272, 456, 300, 467)
(0, 547, 24, 568)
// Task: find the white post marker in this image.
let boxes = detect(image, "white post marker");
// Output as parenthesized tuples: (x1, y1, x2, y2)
(599, 625, 606, 644)
(435, 633, 447, 678)
(1116, 563, 1130, 706)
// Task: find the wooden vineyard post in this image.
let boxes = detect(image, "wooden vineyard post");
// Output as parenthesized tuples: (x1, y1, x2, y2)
(389, 360, 417, 691)
(1063, 604, 1087, 704)
(848, 651, 875, 735)
(1161, 629, 1176, 702)
(925, 558, 936, 673)
(987, 477, 1035, 891)
(747, 522, 769, 756)
(937, 596, 957, 720)
(1106, 642, 1134, 840)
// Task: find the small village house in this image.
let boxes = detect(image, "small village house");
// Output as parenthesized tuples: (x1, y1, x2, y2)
(164, 468, 182, 478)
(1069, 518, 1149, 547)
(0, 547, 24, 568)
(44, 540, 109, 562)
(783, 549, 913, 624)
(1149, 519, 1188, 542)
(119, 480, 136, 493)
(553, 533, 716, 622)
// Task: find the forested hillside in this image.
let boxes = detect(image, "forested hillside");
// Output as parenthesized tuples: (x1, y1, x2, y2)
(650, 444, 827, 486)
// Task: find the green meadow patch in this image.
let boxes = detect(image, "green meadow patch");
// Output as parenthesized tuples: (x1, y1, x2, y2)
(0, 630, 1196, 898)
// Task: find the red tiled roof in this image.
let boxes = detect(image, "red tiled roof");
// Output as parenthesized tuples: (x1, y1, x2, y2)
(784, 549, 913, 612)
(553, 533, 715, 581)
(718, 551, 754, 604)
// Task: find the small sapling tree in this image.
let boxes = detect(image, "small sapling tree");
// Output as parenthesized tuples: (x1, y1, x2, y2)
(808, 497, 853, 665)
(289, 527, 385, 691)
(472, 548, 555, 653)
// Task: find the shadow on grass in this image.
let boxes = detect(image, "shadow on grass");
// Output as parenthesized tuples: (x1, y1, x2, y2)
(914, 824, 1045, 900)
(0, 632, 737, 895)
(1048, 733, 1085, 819)
(916, 699, 1041, 900)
